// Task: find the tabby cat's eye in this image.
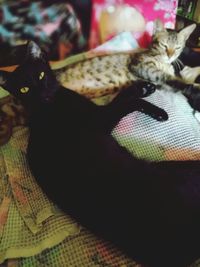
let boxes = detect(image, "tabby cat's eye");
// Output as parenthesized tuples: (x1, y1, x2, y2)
(20, 87, 29, 93)
(159, 42, 167, 49)
(39, 71, 45, 80)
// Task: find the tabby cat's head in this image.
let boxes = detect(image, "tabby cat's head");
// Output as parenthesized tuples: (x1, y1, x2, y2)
(0, 41, 58, 109)
(152, 20, 196, 63)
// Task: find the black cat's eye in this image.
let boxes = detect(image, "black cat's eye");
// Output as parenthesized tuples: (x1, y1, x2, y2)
(39, 72, 45, 80)
(20, 87, 29, 93)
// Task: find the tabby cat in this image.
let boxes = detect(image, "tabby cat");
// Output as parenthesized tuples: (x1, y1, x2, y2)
(1, 41, 200, 267)
(55, 20, 200, 110)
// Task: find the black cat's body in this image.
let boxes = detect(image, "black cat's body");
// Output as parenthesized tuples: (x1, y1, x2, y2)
(1, 42, 200, 267)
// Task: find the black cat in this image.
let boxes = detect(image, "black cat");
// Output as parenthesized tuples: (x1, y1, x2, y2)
(1, 41, 200, 267)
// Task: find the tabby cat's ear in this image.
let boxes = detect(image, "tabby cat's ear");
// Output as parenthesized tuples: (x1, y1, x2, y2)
(178, 23, 196, 41)
(0, 70, 10, 87)
(27, 41, 42, 59)
(153, 19, 166, 34)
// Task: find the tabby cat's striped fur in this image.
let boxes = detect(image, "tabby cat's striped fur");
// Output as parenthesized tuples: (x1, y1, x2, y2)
(55, 20, 197, 103)
(55, 52, 134, 99)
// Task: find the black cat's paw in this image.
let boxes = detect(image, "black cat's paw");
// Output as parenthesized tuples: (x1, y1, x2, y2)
(139, 104, 168, 121)
(116, 81, 156, 101)
(141, 82, 156, 97)
(152, 108, 169, 121)
(188, 97, 200, 112)
(184, 84, 200, 112)
(134, 81, 156, 98)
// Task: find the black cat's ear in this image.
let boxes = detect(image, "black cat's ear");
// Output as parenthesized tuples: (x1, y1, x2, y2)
(0, 70, 10, 87)
(26, 41, 43, 59)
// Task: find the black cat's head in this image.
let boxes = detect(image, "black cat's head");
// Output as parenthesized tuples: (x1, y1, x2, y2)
(0, 41, 58, 109)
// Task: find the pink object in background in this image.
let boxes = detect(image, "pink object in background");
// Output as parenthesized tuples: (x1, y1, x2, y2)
(89, 0, 178, 49)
